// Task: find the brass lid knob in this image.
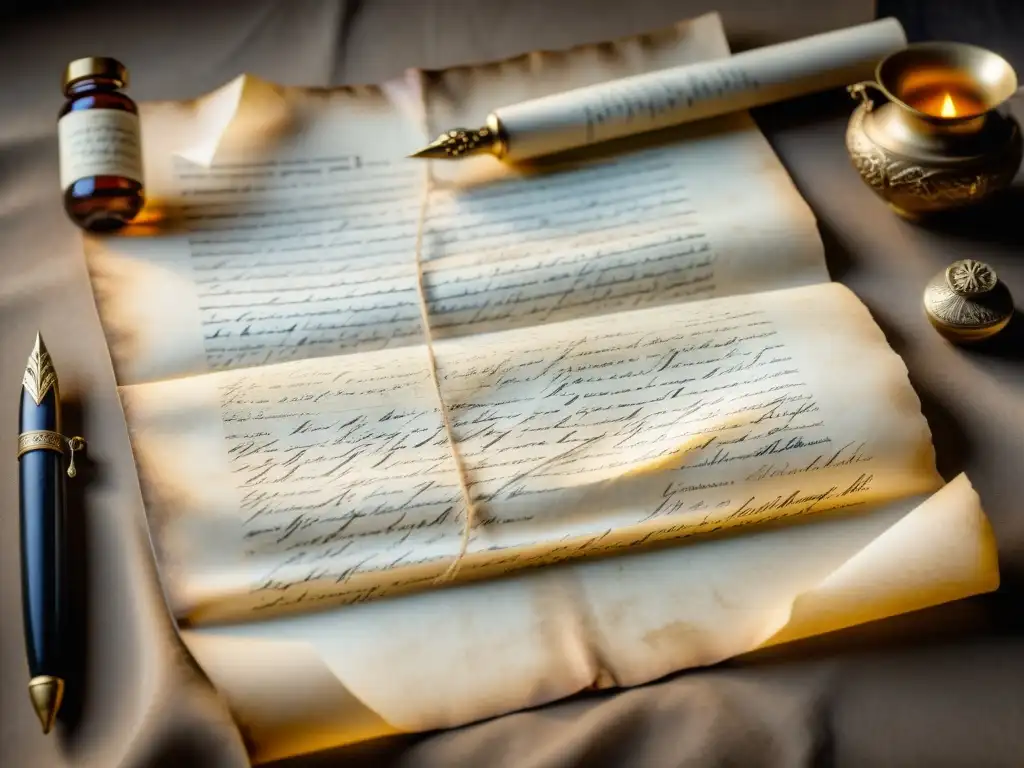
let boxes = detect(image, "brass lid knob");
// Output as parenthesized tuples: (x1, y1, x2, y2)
(923, 259, 1014, 343)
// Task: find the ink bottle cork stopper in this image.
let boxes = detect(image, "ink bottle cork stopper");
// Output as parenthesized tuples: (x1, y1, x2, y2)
(59, 57, 144, 232)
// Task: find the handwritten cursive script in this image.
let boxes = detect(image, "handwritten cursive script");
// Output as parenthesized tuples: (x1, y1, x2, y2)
(198, 289, 898, 614)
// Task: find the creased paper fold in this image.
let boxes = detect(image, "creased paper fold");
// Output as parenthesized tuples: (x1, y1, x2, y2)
(176, 74, 289, 166)
(184, 473, 998, 765)
(762, 473, 998, 647)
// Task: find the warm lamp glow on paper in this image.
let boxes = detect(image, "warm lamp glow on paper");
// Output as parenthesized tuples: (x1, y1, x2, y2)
(79, 12, 1001, 765)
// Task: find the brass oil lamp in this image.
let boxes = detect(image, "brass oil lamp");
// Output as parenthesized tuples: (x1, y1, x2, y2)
(846, 42, 1022, 218)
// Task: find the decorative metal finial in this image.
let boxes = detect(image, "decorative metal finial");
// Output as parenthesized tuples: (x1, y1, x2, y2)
(23, 333, 57, 406)
(945, 259, 997, 295)
(66, 436, 86, 478)
(923, 259, 1013, 343)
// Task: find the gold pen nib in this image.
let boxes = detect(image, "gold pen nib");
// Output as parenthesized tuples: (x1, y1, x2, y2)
(28, 676, 64, 734)
(23, 333, 57, 406)
(30, 332, 47, 366)
(409, 126, 501, 160)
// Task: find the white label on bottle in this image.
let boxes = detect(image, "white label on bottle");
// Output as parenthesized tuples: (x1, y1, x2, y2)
(58, 108, 143, 190)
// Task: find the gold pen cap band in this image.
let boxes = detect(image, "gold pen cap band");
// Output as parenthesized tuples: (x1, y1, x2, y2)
(17, 432, 86, 477)
(63, 57, 128, 93)
(17, 430, 64, 458)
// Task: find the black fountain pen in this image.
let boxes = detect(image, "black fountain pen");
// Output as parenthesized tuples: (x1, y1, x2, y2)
(17, 334, 83, 734)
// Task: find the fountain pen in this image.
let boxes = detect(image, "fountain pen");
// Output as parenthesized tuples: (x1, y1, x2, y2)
(18, 333, 81, 734)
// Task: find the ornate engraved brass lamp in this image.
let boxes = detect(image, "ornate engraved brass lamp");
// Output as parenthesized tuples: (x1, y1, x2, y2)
(846, 43, 1022, 218)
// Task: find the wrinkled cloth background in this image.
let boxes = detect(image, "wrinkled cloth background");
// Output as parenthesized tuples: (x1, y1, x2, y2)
(1, 2, 1022, 767)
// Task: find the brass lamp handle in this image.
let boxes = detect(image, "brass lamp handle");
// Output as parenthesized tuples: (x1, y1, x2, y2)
(847, 81, 887, 112)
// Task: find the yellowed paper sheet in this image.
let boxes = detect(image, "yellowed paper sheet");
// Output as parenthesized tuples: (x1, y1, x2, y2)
(85, 12, 826, 387)
(183, 474, 997, 764)
(119, 282, 940, 623)
(76, 11, 1001, 767)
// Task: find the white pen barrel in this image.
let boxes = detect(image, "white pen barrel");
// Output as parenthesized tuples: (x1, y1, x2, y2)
(494, 18, 907, 162)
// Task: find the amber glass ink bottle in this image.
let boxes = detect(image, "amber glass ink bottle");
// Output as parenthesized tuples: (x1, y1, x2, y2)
(59, 57, 144, 231)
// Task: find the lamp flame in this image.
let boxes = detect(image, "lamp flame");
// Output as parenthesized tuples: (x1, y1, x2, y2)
(940, 92, 957, 118)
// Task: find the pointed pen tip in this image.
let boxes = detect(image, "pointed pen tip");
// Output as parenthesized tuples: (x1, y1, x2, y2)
(28, 676, 64, 735)
(23, 330, 58, 404)
(407, 143, 454, 160)
(406, 126, 499, 161)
